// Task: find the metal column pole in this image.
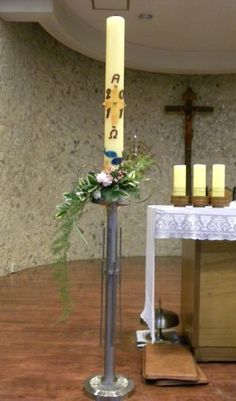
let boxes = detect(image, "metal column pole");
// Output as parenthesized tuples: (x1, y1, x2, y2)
(84, 201, 134, 400)
(103, 203, 118, 385)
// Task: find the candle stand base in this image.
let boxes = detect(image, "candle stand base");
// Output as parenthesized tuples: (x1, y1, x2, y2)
(191, 196, 209, 207)
(84, 375, 134, 400)
(210, 196, 230, 207)
(171, 195, 189, 207)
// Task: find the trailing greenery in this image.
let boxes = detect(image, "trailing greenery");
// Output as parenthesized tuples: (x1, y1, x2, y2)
(52, 151, 154, 317)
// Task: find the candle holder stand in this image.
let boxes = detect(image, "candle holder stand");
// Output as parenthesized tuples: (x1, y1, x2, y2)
(170, 195, 190, 207)
(210, 196, 230, 207)
(209, 187, 232, 207)
(191, 196, 209, 207)
(84, 200, 134, 401)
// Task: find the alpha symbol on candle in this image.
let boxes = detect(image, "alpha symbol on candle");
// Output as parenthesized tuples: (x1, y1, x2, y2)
(103, 83, 126, 127)
(111, 74, 120, 84)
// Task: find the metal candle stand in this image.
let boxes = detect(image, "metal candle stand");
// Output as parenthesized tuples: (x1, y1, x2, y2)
(84, 201, 134, 400)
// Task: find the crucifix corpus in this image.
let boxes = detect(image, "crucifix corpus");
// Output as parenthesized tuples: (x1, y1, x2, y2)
(165, 87, 214, 197)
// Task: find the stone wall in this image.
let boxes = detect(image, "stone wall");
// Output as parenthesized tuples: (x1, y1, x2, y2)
(0, 21, 235, 275)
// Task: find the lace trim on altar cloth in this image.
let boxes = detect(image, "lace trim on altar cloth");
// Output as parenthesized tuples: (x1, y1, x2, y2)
(154, 212, 236, 241)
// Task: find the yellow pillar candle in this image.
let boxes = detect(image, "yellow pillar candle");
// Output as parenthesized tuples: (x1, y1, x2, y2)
(103, 16, 125, 171)
(212, 164, 225, 197)
(173, 165, 186, 196)
(193, 164, 206, 196)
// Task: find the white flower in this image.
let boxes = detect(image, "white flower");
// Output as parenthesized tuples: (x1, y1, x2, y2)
(93, 190, 102, 200)
(96, 171, 113, 187)
(96, 172, 107, 183)
(75, 191, 86, 201)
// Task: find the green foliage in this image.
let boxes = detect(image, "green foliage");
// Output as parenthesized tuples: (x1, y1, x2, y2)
(52, 152, 154, 317)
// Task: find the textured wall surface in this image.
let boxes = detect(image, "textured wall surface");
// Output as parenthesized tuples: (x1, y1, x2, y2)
(0, 21, 236, 275)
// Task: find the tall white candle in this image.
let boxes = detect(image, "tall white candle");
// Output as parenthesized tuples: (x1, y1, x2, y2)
(212, 164, 225, 197)
(104, 16, 125, 171)
(173, 165, 186, 196)
(193, 164, 206, 196)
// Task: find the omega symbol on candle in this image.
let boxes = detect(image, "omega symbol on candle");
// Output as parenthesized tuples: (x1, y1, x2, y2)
(109, 129, 118, 139)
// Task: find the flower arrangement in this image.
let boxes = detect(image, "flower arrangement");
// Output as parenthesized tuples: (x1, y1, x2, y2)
(52, 150, 154, 317)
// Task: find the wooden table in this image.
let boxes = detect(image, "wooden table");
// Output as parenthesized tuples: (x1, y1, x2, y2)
(141, 205, 236, 360)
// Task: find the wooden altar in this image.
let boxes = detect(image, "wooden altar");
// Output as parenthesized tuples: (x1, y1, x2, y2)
(181, 239, 236, 361)
(141, 205, 236, 362)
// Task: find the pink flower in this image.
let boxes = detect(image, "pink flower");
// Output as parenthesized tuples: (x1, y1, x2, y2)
(102, 175, 113, 187)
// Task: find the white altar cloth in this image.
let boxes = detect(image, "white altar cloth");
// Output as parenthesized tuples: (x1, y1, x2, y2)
(141, 205, 236, 342)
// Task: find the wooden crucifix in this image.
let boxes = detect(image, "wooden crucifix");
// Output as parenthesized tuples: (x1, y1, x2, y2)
(165, 87, 214, 197)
